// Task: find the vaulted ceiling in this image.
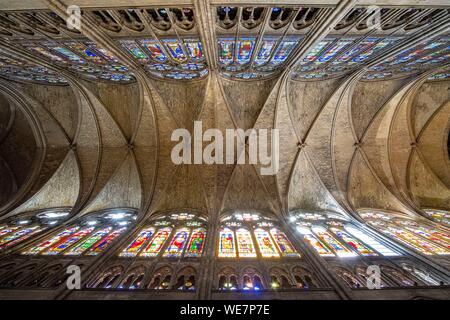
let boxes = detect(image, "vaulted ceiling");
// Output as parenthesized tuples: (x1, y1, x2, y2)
(0, 0, 448, 226)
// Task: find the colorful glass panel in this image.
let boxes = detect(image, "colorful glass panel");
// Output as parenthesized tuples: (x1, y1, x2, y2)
(218, 227, 236, 257)
(0, 226, 20, 237)
(299, 40, 331, 65)
(255, 39, 278, 65)
(26, 45, 66, 62)
(165, 41, 187, 62)
(87, 227, 126, 256)
(140, 40, 167, 62)
(269, 228, 299, 257)
(407, 47, 449, 65)
(236, 38, 255, 65)
(403, 227, 450, 250)
(185, 40, 203, 60)
(254, 228, 279, 258)
(330, 228, 377, 256)
(185, 228, 206, 257)
(303, 233, 334, 256)
(43, 227, 94, 255)
(163, 228, 190, 257)
(22, 227, 79, 255)
(140, 227, 172, 257)
(312, 227, 356, 257)
(94, 46, 119, 62)
(64, 42, 103, 63)
(0, 226, 42, 250)
(120, 227, 155, 257)
(317, 39, 352, 63)
(235, 228, 256, 258)
(218, 39, 234, 65)
(335, 38, 377, 63)
(351, 38, 397, 63)
(271, 40, 297, 65)
(64, 227, 112, 255)
(45, 45, 84, 63)
(383, 226, 448, 255)
(120, 40, 148, 62)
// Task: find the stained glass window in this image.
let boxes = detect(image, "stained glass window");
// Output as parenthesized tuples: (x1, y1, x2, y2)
(92, 46, 119, 63)
(351, 38, 398, 63)
(24, 45, 66, 62)
(330, 228, 377, 256)
(270, 40, 297, 65)
(335, 38, 377, 63)
(0, 226, 43, 250)
(384, 226, 448, 255)
(164, 228, 190, 257)
(344, 225, 398, 256)
(164, 40, 187, 62)
(185, 40, 204, 60)
(120, 40, 148, 63)
(140, 40, 167, 62)
(424, 209, 450, 225)
(407, 46, 450, 66)
(42, 227, 95, 255)
(0, 226, 20, 237)
(254, 228, 279, 258)
(298, 227, 334, 256)
(235, 228, 257, 258)
(299, 40, 332, 65)
(236, 38, 255, 65)
(65, 42, 103, 63)
(87, 228, 126, 256)
(43, 43, 84, 63)
(270, 228, 299, 257)
(312, 226, 356, 257)
(185, 228, 206, 257)
(120, 227, 155, 257)
(218, 227, 236, 257)
(235, 213, 260, 221)
(140, 227, 172, 257)
(22, 226, 80, 255)
(218, 39, 234, 65)
(316, 39, 353, 63)
(404, 226, 450, 250)
(64, 227, 112, 256)
(255, 38, 278, 65)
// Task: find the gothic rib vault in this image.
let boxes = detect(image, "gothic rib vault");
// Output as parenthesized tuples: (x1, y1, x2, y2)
(0, 0, 449, 300)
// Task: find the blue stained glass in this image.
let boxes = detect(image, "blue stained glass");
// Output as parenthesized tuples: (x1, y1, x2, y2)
(424, 42, 445, 50)
(85, 48, 97, 57)
(335, 38, 378, 63)
(299, 40, 331, 65)
(185, 40, 203, 60)
(46, 45, 84, 63)
(270, 40, 297, 65)
(424, 53, 450, 65)
(120, 40, 148, 62)
(317, 39, 352, 63)
(140, 40, 167, 62)
(147, 63, 172, 71)
(408, 47, 450, 65)
(218, 39, 234, 65)
(255, 39, 278, 66)
(235, 72, 259, 79)
(428, 72, 450, 80)
(179, 63, 205, 71)
(164, 40, 187, 62)
(236, 38, 255, 65)
(351, 38, 398, 64)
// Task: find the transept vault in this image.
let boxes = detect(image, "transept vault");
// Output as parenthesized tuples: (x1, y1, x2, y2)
(0, 0, 448, 300)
